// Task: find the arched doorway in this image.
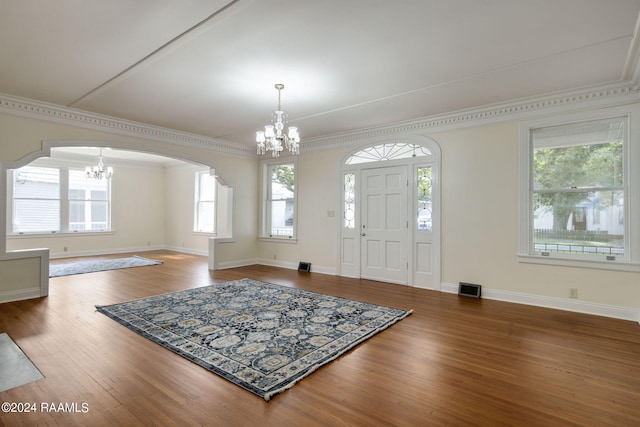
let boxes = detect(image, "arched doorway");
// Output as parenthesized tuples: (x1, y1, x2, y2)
(1, 140, 233, 289)
(338, 135, 441, 290)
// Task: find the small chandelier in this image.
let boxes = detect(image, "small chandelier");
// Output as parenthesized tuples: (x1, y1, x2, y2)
(256, 83, 300, 157)
(86, 149, 113, 180)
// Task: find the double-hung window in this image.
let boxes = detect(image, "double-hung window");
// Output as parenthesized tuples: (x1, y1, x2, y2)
(194, 171, 217, 233)
(519, 105, 640, 270)
(69, 169, 109, 231)
(12, 166, 61, 233)
(12, 165, 111, 234)
(261, 161, 296, 239)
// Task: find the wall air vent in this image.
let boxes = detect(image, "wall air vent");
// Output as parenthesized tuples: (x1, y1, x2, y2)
(458, 282, 481, 298)
(297, 262, 311, 272)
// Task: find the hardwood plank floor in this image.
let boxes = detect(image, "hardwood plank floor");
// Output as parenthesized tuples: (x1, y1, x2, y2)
(1, 250, 639, 426)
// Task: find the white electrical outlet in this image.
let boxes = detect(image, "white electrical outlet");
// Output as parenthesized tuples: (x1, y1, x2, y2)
(569, 288, 578, 298)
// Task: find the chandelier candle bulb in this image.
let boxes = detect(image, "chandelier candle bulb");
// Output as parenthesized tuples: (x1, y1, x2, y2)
(265, 125, 275, 138)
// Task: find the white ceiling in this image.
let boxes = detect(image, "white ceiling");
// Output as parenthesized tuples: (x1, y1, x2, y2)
(2, 0, 640, 154)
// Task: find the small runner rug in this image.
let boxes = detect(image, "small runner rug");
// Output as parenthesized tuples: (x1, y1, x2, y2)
(96, 278, 412, 401)
(50, 256, 163, 277)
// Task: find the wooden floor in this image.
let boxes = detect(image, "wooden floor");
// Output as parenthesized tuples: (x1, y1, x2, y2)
(1, 250, 639, 426)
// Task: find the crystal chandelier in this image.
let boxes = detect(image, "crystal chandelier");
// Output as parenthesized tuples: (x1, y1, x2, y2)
(256, 84, 300, 157)
(86, 149, 113, 180)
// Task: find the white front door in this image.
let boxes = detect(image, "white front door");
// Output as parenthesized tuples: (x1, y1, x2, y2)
(360, 166, 408, 284)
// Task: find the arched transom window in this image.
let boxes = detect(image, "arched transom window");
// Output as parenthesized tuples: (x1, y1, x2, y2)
(345, 143, 431, 165)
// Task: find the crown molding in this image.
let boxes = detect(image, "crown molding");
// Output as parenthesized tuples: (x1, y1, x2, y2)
(302, 81, 640, 151)
(0, 92, 255, 157)
(2, 81, 639, 157)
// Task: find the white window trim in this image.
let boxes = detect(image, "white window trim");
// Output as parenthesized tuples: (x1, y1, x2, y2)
(518, 104, 640, 272)
(259, 158, 298, 242)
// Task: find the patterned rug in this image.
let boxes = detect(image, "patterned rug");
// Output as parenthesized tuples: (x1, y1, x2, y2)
(50, 256, 163, 277)
(96, 278, 412, 400)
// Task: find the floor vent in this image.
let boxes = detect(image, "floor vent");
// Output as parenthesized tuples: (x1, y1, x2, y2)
(458, 282, 481, 298)
(297, 262, 311, 272)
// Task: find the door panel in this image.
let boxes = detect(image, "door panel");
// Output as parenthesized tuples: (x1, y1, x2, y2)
(416, 242, 432, 273)
(361, 166, 408, 284)
(366, 194, 381, 228)
(342, 238, 355, 264)
(386, 194, 402, 229)
(366, 240, 381, 267)
(385, 241, 401, 269)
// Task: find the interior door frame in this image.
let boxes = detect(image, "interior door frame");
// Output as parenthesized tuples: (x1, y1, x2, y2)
(338, 135, 441, 290)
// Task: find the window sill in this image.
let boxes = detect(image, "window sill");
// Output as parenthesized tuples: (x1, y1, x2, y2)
(193, 232, 236, 241)
(518, 254, 640, 272)
(8, 230, 115, 239)
(193, 231, 216, 237)
(258, 236, 298, 244)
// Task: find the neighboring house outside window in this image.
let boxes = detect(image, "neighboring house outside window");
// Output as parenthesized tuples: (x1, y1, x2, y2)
(11, 165, 111, 234)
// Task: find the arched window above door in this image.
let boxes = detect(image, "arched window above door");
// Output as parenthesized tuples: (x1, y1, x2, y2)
(345, 143, 431, 165)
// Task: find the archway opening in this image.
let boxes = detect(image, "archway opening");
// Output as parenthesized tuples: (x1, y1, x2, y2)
(4, 142, 233, 260)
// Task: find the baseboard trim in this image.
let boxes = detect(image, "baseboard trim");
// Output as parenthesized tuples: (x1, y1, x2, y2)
(163, 246, 208, 257)
(441, 282, 639, 322)
(0, 287, 42, 304)
(30, 247, 640, 322)
(255, 259, 336, 275)
(50, 245, 166, 259)
(216, 259, 257, 270)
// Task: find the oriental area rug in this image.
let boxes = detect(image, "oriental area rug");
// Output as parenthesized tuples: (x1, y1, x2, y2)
(50, 256, 163, 277)
(96, 278, 412, 401)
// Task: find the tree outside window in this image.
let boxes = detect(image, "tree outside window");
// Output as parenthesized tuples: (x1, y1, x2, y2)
(531, 117, 625, 257)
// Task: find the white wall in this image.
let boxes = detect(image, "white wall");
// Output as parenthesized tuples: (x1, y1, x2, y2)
(428, 121, 638, 307)
(260, 120, 639, 317)
(6, 153, 256, 262)
(7, 161, 166, 257)
(164, 163, 205, 254)
(257, 148, 341, 273)
(0, 112, 259, 303)
(160, 153, 259, 266)
(0, 101, 638, 319)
